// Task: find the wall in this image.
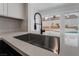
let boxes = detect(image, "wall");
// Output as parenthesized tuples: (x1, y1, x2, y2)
(28, 3, 31, 32)
(20, 3, 28, 32)
(40, 3, 79, 16)
(0, 17, 21, 34)
(28, 3, 40, 34)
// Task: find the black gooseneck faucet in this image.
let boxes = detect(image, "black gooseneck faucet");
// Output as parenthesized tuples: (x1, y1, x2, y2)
(34, 12, 45, 34)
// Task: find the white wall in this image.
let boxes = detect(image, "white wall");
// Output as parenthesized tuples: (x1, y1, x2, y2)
(28, 3, 32, 33)
(40, 3, 79, 17)
(28, 3, 41, 34)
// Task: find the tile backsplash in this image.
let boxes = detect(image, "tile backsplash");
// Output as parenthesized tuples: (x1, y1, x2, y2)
(0, 17, 21, 34)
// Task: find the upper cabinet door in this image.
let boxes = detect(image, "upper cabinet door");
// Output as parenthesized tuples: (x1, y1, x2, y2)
(8, 3, 24, 19)
(0, 3, 4, 15)
(3, 3, 8, 16)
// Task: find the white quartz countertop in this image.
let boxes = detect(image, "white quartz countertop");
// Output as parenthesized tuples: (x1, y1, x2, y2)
(0, 32, 58, 56)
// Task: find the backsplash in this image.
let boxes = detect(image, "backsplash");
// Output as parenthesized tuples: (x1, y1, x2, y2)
(0, 17, 21, 34)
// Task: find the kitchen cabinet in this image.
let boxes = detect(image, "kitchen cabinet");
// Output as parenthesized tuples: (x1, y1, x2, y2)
(8, 3, 24, 19)
(0, 40, 22, 56)
(3, 3, 8, 16)
(0, 3, 4, 15)
(0, 3, 8, 16)
(0, 3, 24, 19)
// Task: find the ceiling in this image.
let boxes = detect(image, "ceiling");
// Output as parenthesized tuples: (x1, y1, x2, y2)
(31, 3, 65, 11)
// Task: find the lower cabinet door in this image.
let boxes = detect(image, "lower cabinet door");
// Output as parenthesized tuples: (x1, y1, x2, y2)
(0, 40, 22, 56)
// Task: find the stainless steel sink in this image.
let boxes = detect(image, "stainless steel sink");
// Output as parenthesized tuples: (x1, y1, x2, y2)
(14, 33, 60, 54)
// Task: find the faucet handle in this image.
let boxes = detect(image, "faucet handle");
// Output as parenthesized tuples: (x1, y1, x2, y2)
(41, 29, 45, 34)
(42, 29, 45, 32)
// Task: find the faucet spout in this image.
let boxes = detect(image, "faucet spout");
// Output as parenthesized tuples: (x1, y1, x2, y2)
(34, 12, 45, 34)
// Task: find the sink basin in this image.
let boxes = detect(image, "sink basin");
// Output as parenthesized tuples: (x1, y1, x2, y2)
(14, 33, 60, 54)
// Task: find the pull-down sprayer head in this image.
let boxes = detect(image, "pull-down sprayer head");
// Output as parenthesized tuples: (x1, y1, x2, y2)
(34, 12, 45, 34)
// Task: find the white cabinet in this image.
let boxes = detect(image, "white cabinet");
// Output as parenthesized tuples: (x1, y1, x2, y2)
(8, 3, 24, 19)
(3, 3, 8, 16)
(0, 3, 4, 15)
(0, 3, 24, 19)
(0, 3, 8, 16)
